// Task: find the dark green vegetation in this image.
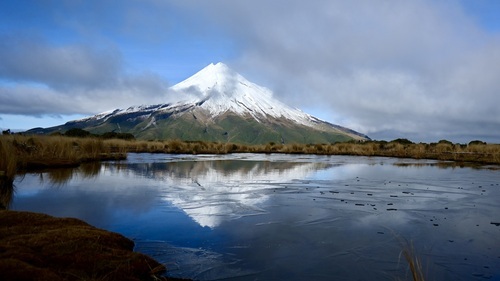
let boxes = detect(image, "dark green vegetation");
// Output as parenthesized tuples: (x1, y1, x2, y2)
(0, 210, 188, 281)
(59, 128, 135, 140)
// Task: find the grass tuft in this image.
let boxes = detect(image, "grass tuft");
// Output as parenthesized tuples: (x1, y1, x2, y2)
(396, 237, 427, 281)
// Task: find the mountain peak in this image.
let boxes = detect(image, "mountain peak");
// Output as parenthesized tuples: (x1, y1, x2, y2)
(209, 62, 230, 71)
(170, 62, 314, 123)
(171, 62, 238, 93)
(199, 62, 232, 77)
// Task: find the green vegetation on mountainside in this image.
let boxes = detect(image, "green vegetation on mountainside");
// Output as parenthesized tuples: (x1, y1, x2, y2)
(42, 113, 354, 144)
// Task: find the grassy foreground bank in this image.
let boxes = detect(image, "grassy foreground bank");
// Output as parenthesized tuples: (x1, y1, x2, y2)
(0, 210, 188, 281)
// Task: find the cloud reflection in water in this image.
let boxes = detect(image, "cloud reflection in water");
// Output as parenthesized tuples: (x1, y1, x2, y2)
(109, 158, 334, 228)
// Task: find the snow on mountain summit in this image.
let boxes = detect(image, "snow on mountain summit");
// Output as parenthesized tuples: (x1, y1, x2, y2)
(171, 62, 239, 94)
(170, 62, 315, 125)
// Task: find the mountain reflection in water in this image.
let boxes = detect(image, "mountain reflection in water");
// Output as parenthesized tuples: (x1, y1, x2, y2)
(11, 153, 500, 281)
(108, 159, 334, 228)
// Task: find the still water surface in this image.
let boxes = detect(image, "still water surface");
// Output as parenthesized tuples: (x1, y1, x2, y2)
(12, 153, 500, 280)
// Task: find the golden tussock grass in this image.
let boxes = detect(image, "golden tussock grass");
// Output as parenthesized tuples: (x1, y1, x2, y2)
(0, 135, 126, 185)
(0, 137, 17, 200)
(273, 141, 500, 165)
(108, 138, 500, 166)
(0, 138, 17, 178)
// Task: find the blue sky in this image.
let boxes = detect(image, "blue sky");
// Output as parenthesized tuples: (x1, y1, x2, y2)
(1, 0, 500, 143)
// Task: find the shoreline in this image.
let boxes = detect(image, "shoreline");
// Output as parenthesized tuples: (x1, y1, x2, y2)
(0, 210, 190, 281)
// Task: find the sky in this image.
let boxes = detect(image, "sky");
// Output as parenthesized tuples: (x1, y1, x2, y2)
(1, 0, 499, 143)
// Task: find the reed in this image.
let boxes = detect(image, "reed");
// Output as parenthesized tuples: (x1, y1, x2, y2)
(0, 137, 19, 208)
(0, 137, 17, 177)
(398, 240, 426, 281)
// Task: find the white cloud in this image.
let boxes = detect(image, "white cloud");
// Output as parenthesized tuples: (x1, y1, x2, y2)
(174, 0, 500, 142)
(0, 78, 169, 116)
(0, 34, 171, 116)
(0, 35, 122, 90)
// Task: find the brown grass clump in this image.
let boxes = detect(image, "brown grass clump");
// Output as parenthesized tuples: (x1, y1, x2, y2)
(398, 240, 426, 281)
(0, 135, 129, 208)
(0, 138, 17, 186)
(0, 182, 14, 210)
(0, 135, 126, 180)
(0, 138, 17, 209)
(1, 135, 126, 169)
(265, 140, 499, 165)
(0, 210, 189, 281)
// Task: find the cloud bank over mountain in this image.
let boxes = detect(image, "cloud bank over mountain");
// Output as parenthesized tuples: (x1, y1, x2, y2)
(177, 0, 500, 142)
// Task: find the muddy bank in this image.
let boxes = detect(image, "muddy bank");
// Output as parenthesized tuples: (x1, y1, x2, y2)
(0, 210, 188, 281)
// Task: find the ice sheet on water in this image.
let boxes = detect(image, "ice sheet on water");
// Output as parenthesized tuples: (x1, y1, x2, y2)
(135, 240, 259, 280)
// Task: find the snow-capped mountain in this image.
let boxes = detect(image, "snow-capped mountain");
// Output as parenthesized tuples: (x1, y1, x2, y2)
(171, 62, 318, 126)
(29, 63, 369, 144)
